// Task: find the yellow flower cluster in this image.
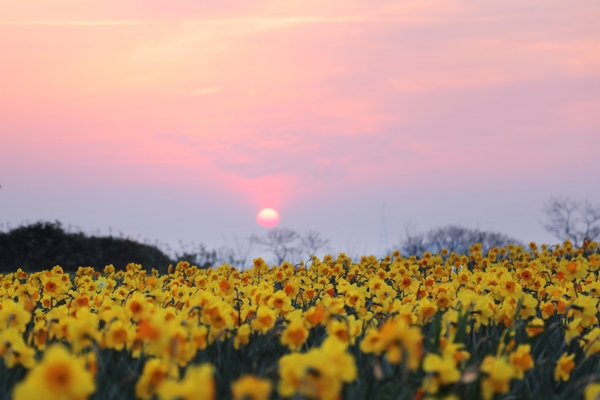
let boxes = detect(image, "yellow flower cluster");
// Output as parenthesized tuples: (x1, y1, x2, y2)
(0, 239, 599, 399)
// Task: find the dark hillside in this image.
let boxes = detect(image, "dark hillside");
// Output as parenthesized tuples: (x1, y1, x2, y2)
(0, 221, 172, 273)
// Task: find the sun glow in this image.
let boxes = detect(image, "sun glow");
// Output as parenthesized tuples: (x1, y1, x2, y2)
(256, 208, 280, 228)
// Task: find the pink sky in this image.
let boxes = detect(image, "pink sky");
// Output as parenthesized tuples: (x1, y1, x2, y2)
(1, 0, 599, 256)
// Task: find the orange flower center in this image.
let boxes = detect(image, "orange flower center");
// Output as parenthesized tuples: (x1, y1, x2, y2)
(45, 281, 57, 293)
(129, 301, 143, 314)
(149, 369, 166, 387)
(45, 363, 72, 392)
(287, 327, 307, 345)
(112, 328, 128, 344)
(258, 315, 273, 327)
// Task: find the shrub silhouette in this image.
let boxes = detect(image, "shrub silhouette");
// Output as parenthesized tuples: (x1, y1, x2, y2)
(400, 224, 523, 256)
(0, 221, 172, 273)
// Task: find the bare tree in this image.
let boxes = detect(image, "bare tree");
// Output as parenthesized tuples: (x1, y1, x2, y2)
(249, 228, 331, 265)
(300, 230, 330, 260)
(401, 224, 426, 256)
(427, 226, 519, 254)
(399, 224, 521, 256)
(217, 235, 254, 270)
(249, 228, 302, 265)
(174, 242, 218, 269)
(427, 225, 470, 254)
(343, 235, 365, 262)
(543, 196, 600, 246)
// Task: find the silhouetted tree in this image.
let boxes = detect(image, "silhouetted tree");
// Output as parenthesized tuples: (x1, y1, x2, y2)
(543, 196, 600, 247)
(300, 230, 330, 260)
(249, 228, 330, 265)
(216, 235, 254, 269)
(173, 242, 218, 269)
(399, 224, 521, 256)
(249, 228, 301, 265)
(401, 225, 426, 256)
(173, 236, 256, 270)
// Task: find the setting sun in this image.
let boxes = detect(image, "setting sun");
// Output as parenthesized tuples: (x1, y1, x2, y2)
(257, 208, 280, 228)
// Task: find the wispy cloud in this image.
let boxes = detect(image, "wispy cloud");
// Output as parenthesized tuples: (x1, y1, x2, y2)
(0, 20, 149, 26)
(193, 88, 220, 96)
(0, 16, 363, 28)
(188, 16, 365, 26)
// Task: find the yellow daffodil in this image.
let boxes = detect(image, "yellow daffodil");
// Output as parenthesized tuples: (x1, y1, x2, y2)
(0, 328, 35, 369)
(509, 344, 534, 379)
(252, 307, 276, 334)
(281, 317, 309, 351)
(0, 299, 31, 333)
(12, 344, 95, 400)
(157, 363, 214, 400)
(585, 383, 600, 400)
(136, 358, 170, 399)
(232, 375, 272, 400)
(422, 353, 461, 394)
(554, 352, 576, 382)
(480, 356, 515, 400)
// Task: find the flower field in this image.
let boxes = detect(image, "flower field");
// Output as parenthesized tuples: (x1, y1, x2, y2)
(2, 240, 600, 399)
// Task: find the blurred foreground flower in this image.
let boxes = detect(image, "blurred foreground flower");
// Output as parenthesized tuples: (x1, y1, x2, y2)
(278, 337, 356, 400)
(12, 344, 95, 400)
(232, 375, 272, 400)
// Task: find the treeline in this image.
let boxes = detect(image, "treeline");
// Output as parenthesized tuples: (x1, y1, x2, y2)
(0, 222, 332, 273)
(399, 225, 523, 256)
(1, 196, 596, 273)
(0, 221, 173, 273)
(0, 220, 525, 274)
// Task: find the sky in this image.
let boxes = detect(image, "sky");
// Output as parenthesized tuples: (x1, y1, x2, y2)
(1, 0, 599, 259)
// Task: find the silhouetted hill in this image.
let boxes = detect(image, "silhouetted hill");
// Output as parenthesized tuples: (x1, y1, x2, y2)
(0, 221, 172, 273)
